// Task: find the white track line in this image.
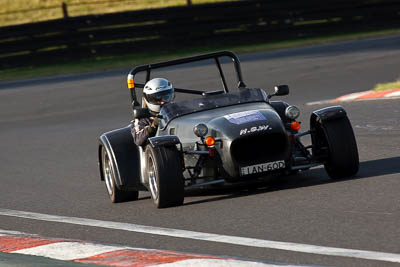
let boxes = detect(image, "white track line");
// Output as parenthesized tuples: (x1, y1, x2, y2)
(385, 90, 400, 97)
(156, 259, 301, 267)
(13, 242, 121, 260)
(1, 208, 399, 263)
(333, 91, 370, 102)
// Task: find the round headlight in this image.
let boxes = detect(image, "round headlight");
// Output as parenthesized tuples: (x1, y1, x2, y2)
(193, 123, 208, 137)
(285, 105, 300, 120)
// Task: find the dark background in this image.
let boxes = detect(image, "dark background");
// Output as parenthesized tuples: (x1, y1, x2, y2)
(1, 0, 400, 69)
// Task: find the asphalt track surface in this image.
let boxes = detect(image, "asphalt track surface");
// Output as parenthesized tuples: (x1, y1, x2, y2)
(1, 35, 399, 266)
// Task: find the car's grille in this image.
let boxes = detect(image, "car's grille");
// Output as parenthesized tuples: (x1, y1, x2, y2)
(231, 132, 289, 165)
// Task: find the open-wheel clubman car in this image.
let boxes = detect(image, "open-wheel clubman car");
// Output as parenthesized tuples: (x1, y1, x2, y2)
(98, 51, 359, 208)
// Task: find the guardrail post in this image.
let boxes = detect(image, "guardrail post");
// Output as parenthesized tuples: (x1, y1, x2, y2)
(62, 2, 69, 18)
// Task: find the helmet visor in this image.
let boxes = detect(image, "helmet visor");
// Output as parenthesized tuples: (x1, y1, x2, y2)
(145, 89, 174, 105)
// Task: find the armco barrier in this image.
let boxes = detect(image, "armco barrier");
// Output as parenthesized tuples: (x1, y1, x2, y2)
(1, 0, 400, 69)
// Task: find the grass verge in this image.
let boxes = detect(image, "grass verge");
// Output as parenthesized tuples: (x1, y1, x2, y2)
(1, 28, 400, 82)
(0, 0, 232, 27)
(373, 80, 400, 92)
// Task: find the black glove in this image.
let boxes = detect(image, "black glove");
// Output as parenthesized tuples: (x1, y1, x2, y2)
(147, 118, 159, 135)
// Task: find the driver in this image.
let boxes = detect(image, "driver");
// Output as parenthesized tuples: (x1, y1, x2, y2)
(131, 78, 175, 146)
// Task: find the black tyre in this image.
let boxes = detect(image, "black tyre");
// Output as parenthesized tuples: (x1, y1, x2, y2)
(316, 117, 359, 179)
(145, 145, 184, 208)
(101, 146, 139, 203)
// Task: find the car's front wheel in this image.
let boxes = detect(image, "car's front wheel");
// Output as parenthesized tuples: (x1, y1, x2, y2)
(101, 146, 139, 203)
(145, 145, 184, 208)
(313, 117, 359, 179)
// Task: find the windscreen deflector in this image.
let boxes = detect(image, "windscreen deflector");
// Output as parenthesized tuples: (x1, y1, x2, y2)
(160, 88, 267, 124)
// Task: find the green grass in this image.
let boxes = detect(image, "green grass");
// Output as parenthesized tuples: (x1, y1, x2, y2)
(373, 80, 400, 92)
(0, 0, 232, 27)
(1, 28, 400, 82)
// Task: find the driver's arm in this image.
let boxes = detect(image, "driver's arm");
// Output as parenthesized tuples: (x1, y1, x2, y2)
(131, 118, 157, 146)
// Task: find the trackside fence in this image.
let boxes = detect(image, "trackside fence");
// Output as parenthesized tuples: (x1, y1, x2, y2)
(1, 0, 400, 69)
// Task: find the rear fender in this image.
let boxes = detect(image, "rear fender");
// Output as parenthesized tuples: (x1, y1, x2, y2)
(98, 126, 146, 191)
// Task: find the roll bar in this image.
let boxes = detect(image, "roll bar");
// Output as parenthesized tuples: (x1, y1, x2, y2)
(126, 51, 246, 108)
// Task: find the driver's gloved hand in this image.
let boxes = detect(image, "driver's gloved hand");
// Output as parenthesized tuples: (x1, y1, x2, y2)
(151, 117, 159, 129)
(147, 117, 159, 134)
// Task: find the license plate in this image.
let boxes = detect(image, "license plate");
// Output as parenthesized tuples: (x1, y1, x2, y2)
(240, 160, 285, 176)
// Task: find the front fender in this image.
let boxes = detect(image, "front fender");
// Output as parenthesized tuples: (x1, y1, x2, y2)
(311, 106, 347, 123)
(148, 135, 180, 148)
(310, 106, 349, 160)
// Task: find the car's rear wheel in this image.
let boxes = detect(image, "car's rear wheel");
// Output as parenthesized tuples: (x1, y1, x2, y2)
(101, 146, 139, 203)
(313, 117, 359, 179)
(145, 145, 184, 208)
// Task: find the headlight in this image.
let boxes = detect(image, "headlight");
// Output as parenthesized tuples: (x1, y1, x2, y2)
(193, 123, 208, 137)
(285, 105, 300, 120)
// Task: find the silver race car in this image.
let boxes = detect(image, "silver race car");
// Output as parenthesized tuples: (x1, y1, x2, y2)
(98, 51, 359, 208)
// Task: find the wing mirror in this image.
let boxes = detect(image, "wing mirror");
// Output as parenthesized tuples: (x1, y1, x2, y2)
(132, 108, 152, 119)
(268, 85, 289, 98)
